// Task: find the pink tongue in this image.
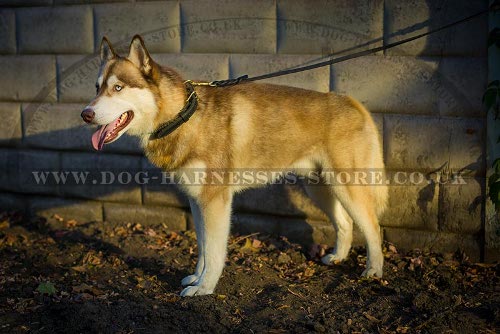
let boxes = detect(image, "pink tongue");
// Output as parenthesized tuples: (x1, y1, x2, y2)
(91, 119, 120, 150)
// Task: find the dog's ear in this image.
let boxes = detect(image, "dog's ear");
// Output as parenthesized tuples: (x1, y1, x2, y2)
(128, 35, 153, 76)
(100, 36, 116, 62)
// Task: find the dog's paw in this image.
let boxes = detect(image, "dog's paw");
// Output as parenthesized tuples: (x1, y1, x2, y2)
(361, 266, 383, 278)
(321, 253, 345, 265)
(181, 274, 200, 287)
(180, 285, 214, 297)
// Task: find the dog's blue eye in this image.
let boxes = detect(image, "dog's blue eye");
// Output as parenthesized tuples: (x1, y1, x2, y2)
(114, 84, 123, 92)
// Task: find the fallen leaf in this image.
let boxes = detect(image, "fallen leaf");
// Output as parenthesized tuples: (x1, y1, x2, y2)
(66, 219, 78, 228)
(71, 265, 87, 272)
(72, 283, 93, 293)
(73, 283, 105, 296)
(303, 267, 315, 278)
(388, 244, 398, 254)
(277, 252, 291, 264)
(409, 256, 423, 271)
(82, 251, 103, 266)
(309, 244, 327, 259)
(53, 214, 64, 222)
(396, 326, 409, 333)
(114, 227, 129, 237)
(36, 282, 57, 295)
(0, 220, 10, 230)
(252, 239, 262, 249)
(167, 231, 180, 241)
(144, 228, 157, 237)
(1, 233, 17, 246)
(240, 238, 260, 253)
(363, 312, 380, 323)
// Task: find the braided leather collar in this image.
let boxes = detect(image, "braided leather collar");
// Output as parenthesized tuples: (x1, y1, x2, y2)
(149, 81, 198, 140)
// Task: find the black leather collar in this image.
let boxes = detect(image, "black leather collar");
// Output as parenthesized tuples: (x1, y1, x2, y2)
(149, 81, 198, 140)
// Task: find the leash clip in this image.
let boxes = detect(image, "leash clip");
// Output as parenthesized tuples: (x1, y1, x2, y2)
(184, 79, 216, 87)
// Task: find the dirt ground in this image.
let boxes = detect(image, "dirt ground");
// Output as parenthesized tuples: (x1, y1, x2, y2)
(0, 210, 498, 334)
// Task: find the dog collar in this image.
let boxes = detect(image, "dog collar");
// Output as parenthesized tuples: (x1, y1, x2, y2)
(149, 81, 198, 140)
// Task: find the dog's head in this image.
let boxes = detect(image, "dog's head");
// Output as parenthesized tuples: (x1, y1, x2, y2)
(82, 35, 160, 150)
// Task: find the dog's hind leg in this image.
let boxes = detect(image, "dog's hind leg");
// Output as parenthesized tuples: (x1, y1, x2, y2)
(181, 198, 205, 287)
(180, 190, 232, 297)
(304, 184, 353, 263)
(331, 184, 383, 277)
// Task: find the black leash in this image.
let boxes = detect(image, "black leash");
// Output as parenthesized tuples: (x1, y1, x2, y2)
(150, 7, 491, 139)
(206, 8, 491, 87)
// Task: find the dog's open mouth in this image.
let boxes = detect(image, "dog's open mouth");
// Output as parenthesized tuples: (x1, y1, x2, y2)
(91, 111, 134, 150)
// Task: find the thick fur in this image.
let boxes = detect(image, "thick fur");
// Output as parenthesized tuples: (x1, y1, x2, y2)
(84, 36, 388, 296)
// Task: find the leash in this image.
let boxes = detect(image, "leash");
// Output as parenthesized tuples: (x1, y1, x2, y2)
(150, 7, 492, 140)
(191, 8, 491, 87)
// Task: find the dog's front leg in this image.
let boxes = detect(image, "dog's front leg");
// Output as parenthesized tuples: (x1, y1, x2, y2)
(180, 191, 232, 297)
(181, 198, 205, 286)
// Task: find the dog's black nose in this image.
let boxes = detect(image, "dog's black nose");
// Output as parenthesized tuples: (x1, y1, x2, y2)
(81, 108, 95, 124)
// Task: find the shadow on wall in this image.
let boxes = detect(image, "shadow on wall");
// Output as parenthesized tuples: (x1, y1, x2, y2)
(1, 125, 329, 247)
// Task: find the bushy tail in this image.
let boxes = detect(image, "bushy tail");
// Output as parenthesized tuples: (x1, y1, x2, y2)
(344, 96, 388, 218)
(371, 121, 388, 218)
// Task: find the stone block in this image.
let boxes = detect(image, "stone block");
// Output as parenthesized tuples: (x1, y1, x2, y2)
(0, 192, 27, 212)
(18, 150, 60, 195)
(103, 203, 187, 231)
(331, 56, 440, 114)
(437, 57, 487, 117)
(0, 56, 56, 102)
(99, 135, 142, 155)
(17, 6, 93, 54)
(181, 0, 276, 53)
(384, 227, 481, 261)
(277, 0, 384, 54)
(57, 55, 100, 103)
(234, 213, 372, 248)
(233, 184, 327, 221)
(0, 149, 19, 192)
(142, 185, 189, 208)
(0, 9, 15, 54)
(151, 54, 229, 82)
(381, 181, 439, 231)
(141, 157, 190, 208)
(0, 1, 52, 5)
(55, 0, 124, 4)
(22, 103, 142, 154)
(384, 115, 484, 172)
(0, 103, 21, 146)
(280, 217, 368, 247)
(384, 0, 488, 57)
(484, 247, 500, 263)
(230, 54, 330, 92)
(371, 113, 384, 145)
(60, 152, 142, 203)
(439, 177, 483, 234)
(28, 196, 103, 222)
(23, 103, 88, 150)
(232, 213, 282, 237)
(94, 2, 180, 53)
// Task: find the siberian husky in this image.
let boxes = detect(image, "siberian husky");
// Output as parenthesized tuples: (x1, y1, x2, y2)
(81, 35, 388, 296)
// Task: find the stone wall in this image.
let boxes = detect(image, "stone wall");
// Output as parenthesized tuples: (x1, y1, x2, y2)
(0, 0, 491, 260)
